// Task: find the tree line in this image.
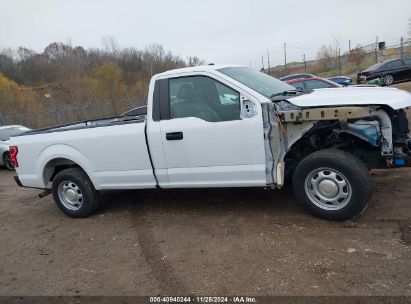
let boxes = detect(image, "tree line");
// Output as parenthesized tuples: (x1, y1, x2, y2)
(0, 38, 203, 116)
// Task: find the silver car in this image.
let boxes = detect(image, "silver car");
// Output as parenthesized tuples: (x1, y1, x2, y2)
(0, 125, 31, 170)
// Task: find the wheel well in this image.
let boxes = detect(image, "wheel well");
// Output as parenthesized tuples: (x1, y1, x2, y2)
(43, 158, 87, 186)
(284, 125, 384, 178)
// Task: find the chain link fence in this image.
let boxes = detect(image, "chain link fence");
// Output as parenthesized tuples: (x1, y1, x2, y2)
(0, 97, 143, 129)
(269, 38, 411, 78)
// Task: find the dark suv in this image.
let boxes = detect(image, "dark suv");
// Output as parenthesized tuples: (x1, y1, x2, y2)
(357, 58, 411, 85)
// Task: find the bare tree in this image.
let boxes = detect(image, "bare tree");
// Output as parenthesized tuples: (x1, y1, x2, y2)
(316, 36, 342, 70)
(187, 56, 204, 67)
(347, 47, 366, 66)
(0, 38, 202, 122)
(102, 35, 119, 57)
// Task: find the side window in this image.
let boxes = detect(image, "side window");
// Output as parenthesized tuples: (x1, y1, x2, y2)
(215, 82, 240, 105)
(383, 62, 392, 69)
(384, 62, 395, 69)
(169, 76, 240, 122)
(305, 80, 333, 89)
(290, 81, 305, 90)
(404, 58, 411, 66)
(390, 60, 404, 68)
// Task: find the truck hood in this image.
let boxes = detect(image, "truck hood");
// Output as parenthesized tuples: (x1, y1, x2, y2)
(287, 87, 411, 110)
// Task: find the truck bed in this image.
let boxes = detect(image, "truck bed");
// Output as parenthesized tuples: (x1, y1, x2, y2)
(11, 114, 157, 190)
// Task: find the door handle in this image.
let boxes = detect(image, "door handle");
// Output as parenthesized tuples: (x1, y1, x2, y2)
(166, 132, 183, 140)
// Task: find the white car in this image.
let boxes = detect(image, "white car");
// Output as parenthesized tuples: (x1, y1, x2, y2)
(0, 125, 31, 170)
(10, 65, 411, 220)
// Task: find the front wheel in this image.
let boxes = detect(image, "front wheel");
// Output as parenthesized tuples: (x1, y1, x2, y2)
(3, 152, 14, 171)
(383, 74, 394, 85)
(52, 168, 100, 218)
(292, 149, 372, 221)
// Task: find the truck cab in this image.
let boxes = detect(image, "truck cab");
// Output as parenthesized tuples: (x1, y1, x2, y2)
(146, 65, 269, 188)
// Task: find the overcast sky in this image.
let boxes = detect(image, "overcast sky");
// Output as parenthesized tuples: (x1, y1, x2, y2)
(0, 0, 410, 68)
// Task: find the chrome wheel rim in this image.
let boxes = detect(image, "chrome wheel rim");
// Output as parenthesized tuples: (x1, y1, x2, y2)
(304, 168, 352, 210)
(58, 181, 83, 211)
(3, 152, 14, 170)
(384, 75, 394, 85)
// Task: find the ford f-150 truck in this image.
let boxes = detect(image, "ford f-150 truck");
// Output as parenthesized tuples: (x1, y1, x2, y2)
(10, 65, 411, 220)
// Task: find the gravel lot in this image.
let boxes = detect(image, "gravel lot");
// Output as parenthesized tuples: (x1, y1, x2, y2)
(0, 83, 410, 296)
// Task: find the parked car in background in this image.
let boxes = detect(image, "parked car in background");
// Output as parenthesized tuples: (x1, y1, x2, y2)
(0, 125, 31, 141)
(0, 140, 13, 170)
(0, 125, 31, 170)
(285, 77, 342, 90)
(357, 58, 411, 85)
(328, 76, 353, 86)
(279, 73, 314, 82)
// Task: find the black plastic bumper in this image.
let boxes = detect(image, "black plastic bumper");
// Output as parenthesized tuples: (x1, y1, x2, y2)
(14, 175, 23, 187)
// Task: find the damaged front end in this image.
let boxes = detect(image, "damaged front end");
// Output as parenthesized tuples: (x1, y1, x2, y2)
(262, 100, 411, 188)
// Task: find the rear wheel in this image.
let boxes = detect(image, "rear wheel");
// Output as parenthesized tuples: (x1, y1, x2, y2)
(52, 168, 100, 218)
(3, 152, 14, 171)
(383, 74, 394, 85)
(292, 149, 372, 221)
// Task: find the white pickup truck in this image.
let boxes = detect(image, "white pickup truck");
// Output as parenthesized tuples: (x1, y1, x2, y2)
(10, 65, 411, 220)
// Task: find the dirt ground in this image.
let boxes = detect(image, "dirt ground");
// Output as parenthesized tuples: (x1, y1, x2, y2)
(0, 83, 411, 296)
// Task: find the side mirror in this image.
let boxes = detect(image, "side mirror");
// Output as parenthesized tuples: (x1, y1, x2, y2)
(241, 100, 256, 118)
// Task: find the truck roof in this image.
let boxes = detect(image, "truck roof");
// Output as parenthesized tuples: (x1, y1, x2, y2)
(157, 64, 242, 77)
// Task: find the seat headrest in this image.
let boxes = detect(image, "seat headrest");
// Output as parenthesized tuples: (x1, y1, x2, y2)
(177, 84, 195, 100)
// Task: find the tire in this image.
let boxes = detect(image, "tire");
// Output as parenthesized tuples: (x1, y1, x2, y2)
(52, 168, 100, 218)
(383, 74, 394, 86)
(292, 149, 372, 221)
(3, 152, 14, 171)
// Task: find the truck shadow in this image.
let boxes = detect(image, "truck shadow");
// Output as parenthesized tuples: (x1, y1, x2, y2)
(99, 185, 303, 216)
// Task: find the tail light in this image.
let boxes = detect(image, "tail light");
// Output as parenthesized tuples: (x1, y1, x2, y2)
(9, 146, 19, 168)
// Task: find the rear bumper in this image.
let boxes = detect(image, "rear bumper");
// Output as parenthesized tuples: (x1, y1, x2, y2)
(14, 175, 23, 187)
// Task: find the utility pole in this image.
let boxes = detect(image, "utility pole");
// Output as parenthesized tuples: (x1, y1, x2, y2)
(261, 55, 265, 72)
(284, 43, 287, 73)
(400, 37, 404, 59)
(338, 48, 342, 76)
(375, 36, 379, 63)
(349, 40, 351, 52)
(303, 54, 307, 72)
(48, 93, 61, 124)
(267, 50, 271, 75)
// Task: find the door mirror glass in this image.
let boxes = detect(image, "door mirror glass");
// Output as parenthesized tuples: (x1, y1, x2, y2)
(241, 99, 256, 118)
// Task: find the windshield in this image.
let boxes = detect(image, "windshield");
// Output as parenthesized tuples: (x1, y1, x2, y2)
(364, 62, 384, 72)
(217, 67, 295, 99)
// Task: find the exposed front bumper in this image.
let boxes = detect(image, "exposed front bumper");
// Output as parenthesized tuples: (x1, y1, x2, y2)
(357, 73, 382, 84)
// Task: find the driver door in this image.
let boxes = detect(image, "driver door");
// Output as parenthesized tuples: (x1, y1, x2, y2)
(158, 75, 266, 188)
